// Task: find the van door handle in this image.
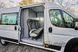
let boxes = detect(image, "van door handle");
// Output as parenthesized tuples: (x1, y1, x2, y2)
(48, 27, 52, 33)
(15, 26, 17, 30)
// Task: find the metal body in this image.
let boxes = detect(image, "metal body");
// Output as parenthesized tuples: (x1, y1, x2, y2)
(0, 3, 78, 52)
(0, 7, 20, 40)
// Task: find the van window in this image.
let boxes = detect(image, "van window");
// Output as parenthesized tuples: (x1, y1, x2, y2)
(62, 11, 75, 28)
(49, 9, 64, 27)
(2, 13, 18, 25)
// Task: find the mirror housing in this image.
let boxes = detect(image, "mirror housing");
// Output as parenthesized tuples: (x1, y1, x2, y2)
(75, 18, 78, 30)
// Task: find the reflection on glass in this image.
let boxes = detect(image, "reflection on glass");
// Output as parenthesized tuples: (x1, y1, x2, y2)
(2, 13, 17, 25)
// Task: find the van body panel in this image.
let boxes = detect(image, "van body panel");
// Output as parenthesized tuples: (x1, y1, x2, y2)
(0, 3, 78, 52)
(0, 25, 19, 40)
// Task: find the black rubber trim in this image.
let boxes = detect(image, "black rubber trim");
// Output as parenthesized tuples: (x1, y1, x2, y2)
(75, 27, 78, 30)
(48, 45, 61, 50)
(0, 37, 18, 43)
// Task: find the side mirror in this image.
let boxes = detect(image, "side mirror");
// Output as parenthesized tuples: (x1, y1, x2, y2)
(75, 18, 78, 30)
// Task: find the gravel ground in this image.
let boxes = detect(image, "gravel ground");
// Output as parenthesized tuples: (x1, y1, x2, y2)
(0, 43, 50, 52)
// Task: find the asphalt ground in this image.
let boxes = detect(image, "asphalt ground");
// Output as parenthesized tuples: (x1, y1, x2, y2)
(0, 43, 51, 52)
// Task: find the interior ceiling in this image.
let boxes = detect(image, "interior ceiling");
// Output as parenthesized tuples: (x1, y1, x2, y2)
(31, 6, 44, 12)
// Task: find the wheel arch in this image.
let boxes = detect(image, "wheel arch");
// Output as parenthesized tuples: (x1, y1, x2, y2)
(64, 37, 78, 52)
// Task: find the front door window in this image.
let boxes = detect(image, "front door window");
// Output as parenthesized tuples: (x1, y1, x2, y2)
(49, 9, 75, 28)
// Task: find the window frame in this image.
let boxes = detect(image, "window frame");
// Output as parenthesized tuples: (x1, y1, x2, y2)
(1, 12, 18, 25)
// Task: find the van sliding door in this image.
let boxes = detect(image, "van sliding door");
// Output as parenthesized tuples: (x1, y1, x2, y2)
(0, 13, 20, 41)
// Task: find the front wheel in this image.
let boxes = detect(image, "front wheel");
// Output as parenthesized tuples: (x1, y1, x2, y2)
(71, 47, 78, 52)
(0, 39, 8, 46)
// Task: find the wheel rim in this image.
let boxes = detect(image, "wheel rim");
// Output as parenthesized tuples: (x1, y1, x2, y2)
(1, 39, 5, 44)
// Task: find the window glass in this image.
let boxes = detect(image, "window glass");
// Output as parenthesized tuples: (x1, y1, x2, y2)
(2, 13, 17, 25)
(49, 10, 64, 27)
(63, 11, 74, 28)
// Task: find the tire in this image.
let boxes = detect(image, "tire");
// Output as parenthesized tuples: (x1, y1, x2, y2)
(64, 42, 78, 52)
(0, 39, 8, 46)
(71, 47, 78, 52)
(64, 38, 78, 52)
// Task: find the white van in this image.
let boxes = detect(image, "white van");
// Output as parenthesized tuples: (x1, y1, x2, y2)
(0, 3, 78, 52)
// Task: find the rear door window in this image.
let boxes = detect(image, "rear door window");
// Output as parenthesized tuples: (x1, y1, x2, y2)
(2, 13, 18, 25)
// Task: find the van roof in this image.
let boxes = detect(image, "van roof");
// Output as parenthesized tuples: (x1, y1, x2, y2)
(0, 7, 20, 13)
(21, 2, 60, 9)
(22, 3, 45, 8)
(0, 2, 77, 18)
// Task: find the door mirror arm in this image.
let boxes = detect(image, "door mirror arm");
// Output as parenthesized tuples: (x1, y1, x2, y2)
(75, 18, 78, 30)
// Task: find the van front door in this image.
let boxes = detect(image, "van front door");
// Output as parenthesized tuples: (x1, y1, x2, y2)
(45, 8, 78, 47)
